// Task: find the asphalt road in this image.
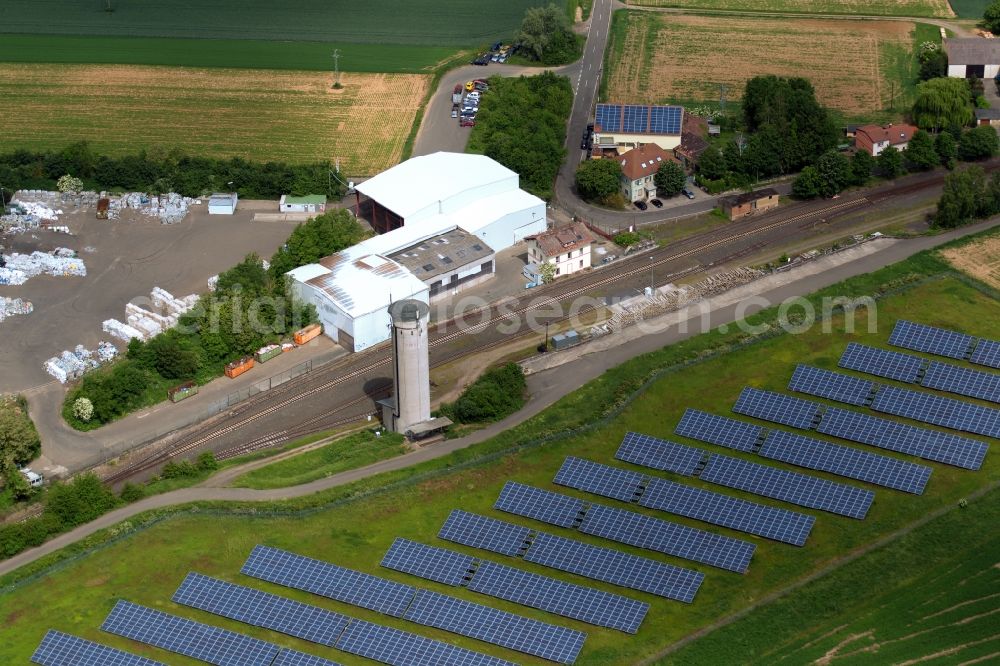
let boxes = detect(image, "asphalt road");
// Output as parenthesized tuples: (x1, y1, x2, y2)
(5, 216, 997, 578)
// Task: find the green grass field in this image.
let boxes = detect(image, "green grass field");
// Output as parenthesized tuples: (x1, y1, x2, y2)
(949, 0, 992, 19)
(1, 237, 999, 665)
(624, 0, 955, 18)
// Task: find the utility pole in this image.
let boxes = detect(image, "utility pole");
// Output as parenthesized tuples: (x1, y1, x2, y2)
(649, 256, 654, 291)
(332, 49, 342, 88)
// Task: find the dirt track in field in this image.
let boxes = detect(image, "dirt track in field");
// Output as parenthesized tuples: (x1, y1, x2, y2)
(941, 236, 1000, 290)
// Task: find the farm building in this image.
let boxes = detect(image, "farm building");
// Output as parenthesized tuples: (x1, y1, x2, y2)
(720, 188, 779, 221)
(944, 38, 1000, 79)
(354, 152, 546, 251)
(387, 226, 495, 300)
(208, 192, 238, 215)
(279, 194, 327, 213)
(593, 103, 684, 153)
(674, 114, 710, 169)
(975, 108, 1000, 128)
(854, 123, 918, 157)
(526, 222, 596, 279)
(615, 144, 676, 202)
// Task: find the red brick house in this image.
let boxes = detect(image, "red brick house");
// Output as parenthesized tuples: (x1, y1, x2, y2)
(854, 123, 918, 157)
(720, 188, 779, 221)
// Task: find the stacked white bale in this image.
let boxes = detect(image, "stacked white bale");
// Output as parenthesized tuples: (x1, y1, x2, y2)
(102, 318, 144, 342)
(0, 296, 33, 321)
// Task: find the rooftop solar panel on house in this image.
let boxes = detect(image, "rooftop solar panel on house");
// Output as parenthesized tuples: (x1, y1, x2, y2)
(733, 387, 821, 429)
(889, 320, 974, 359)
(971, 339, 1000, 369)
(871, 385, 1000, 439)
(595, 104, 621, 132)
(923, 361, 1000, 404)
(494, 481, 586, 528)
(761, 429, 931, 495)
(674, 409, 762, 452)
(788, 365, 875, 406)
(838, 343, 925, 383)
(617, 431, 707, 474)
(699, 454, 873, 519)
(32, 630, 166, 666)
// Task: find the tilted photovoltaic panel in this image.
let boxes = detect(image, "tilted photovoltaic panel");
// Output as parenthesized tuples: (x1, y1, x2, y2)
(838, 343, 925, 383)
(733, 387, 821, 429)
(494, 481, 586, 528)
(818, 406, 988, 470)
(699, 454, 873, 519)
(923, 361, 1000, 404)
(788, 365, 875, 406)
(335, 618, 515, 666)
(595, 104, 621, 132)
(469, 560, 648, 634)
(622, 104, 648, 133)
(272, 651, 344, 666)
(241, 545, 415, 618)
(101, 600, 281, 666)
(617, 431, 707, 474)
(761, 429, 931, 495)
(554, 456, 645, 502)
(32, 630, 167, 666)
(971, 338, 1000, 369)
(649, 106, 682, 134)
(173, 573, 350, 648)
(639, 476, 815, 546)
(674, 409, 762, 452)
(579, 502, 756, 573)
(889, 320, 973, 359)
(525, 531, 703, 603)
(871, 385, 1000, 439)
(404, 589, 586, 664)
(380, 537, 475, 587)
(438, 510, 532, 558)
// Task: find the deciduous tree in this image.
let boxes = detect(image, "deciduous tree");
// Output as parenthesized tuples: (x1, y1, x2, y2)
(912, 78, 974, 131)
(958, 125, 1000, 161)
(654, 161, 686, 197)
(575, 159, 621, 202)
(904, 130, 939, 170)
(877, 146, 905, 179)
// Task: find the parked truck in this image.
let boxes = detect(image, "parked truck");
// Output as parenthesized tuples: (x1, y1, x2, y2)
(451, 84, 463, 105)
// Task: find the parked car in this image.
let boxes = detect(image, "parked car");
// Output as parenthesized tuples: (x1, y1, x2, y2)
(473, 80, 489, 92)
(681, 188, 695, 200)
(460, 117, 476, 127)
(491, 41, 503, 51)
(451, 105, 458, 118)
(587, 122, 594, 133)
(582, 128, 589, 140)
(634, 200, 648, 211)
(580, 138, 588, 149)
(473, 55, 490, 66)
(467, 91, 480, 101)
(650, 198, 663, 208)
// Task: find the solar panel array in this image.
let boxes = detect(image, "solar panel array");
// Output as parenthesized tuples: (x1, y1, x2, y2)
(650, 106, 683, 134)
(818, 407, 988, 470)
(619, 431, 707, 474)
(839, 343, 925, 383)
(381, 537, 474, 587)
(788, 365, 874, 406)
(761, 429, 931, 495)
(700, 454, 873, 519)
(594, 103, 682, 134)
(675, 409, 761, 452)
(334, 619, 513, 666)
(889, 320, 974, 359)
(554, 457, 814, 546)
(971, 339, 1000, 369)
(494, 481, 586, 528)
(923, 361, 1000, 404)
(438, 510, 704, 603)
(495, 481, 756, 573)
(733, 387, 820, 429)
(871, 385, 1000, 439)
(242, 544, 583, 663)
(381, 538, 648, 633)
(32, 630, 166, 666)
(101, 600, 339, 666)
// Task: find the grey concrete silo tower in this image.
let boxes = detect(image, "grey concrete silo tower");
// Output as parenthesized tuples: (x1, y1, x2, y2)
(386, 299, 431, 434)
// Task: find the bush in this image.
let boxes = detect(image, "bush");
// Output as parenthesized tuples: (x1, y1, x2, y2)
(613, 232, 642, 247)
(442, 363, 527, 424)
(161, 460, 198, 479)
(516, 3, 581, 65)
(119, 483, 145, 503)
(575, 159, 622, 202)
(44, 473, 119, 528)
(196, 451, 219, 472)
(0, 394, 41, 471)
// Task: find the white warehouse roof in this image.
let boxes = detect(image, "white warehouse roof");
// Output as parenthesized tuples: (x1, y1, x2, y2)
(355, 152, 518, 219)
(454, 189, 545, 234)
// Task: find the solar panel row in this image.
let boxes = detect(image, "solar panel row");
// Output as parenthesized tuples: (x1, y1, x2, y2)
(619, 431, 707, 474)
(555, 456, 814, 546)
(381, 537, 474, 587)
(788, 365, 874, 406)
(675, 409, 762, 452)
(889, 320, 974, 360)
(495, 482, 756, 573)
(733, 387, 821, 429)
(437, 510, 704, 602)
(971, 339, 1000, 369)
(494, 481, 585, 528)
(334, 618, 512, 666)
(242, 544, 584, 663)
(32, 630, 166, 666)
(839, 343, 925, 384)
(923, 361, 1000, 404)
(871, 385, 1000, 439)
(595, 104, 682, 134)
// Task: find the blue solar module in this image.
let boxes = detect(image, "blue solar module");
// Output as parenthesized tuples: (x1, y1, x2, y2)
(404, 588, 587, 664)
(595, 104, 621, 132)
(617, 431, 707, 474)
(700, 454, 873, 519)
(554, 456, 644, 502)
(438, 510, 532, 558)
(380, 537, 475, 587)
(923, 361, 1000, 404)
(101, 600, 281, 666)
(674, 409, 762, 452)
(733, 387, 821, 429)
(272, 651, 343, 666)
(761, 429, 931, 495)
(494, 481, 586, 528)
(173, 573, 350, 648)
(32, 630, 166, 666)
(595, 103, 681, 135)
(971, 339, 1000, 369)
(241, 545, 415, 618)
(649, 105, 683, 134)
(335, 618, 516, 666)
(438, 510, 704, 602)
(579, 502, 756, 573)
(871, 385, 1000, 439)
(818, 407, 988, 470)
(788, 365, 875, 406)
(839, 343, 925, 383)
(889, 320, 974, 359)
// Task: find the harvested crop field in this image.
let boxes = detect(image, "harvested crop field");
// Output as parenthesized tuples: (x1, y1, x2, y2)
(0, 64, 430, 174)
(941, 236, 1000, 290)
(606, 12, 916, 117)
(625, 0, 954, 18)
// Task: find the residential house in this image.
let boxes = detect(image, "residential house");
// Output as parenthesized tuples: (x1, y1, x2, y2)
(720, 188, 780, 221)
(674, 113, 710, 169)
(526, 222, 597, 278)
(854, 123, 918, 157)
(615, 144, 675, 202)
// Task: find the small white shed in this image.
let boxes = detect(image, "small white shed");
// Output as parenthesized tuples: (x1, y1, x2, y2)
(208, 192, 238, 215)
(279, 194, 327, 213)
